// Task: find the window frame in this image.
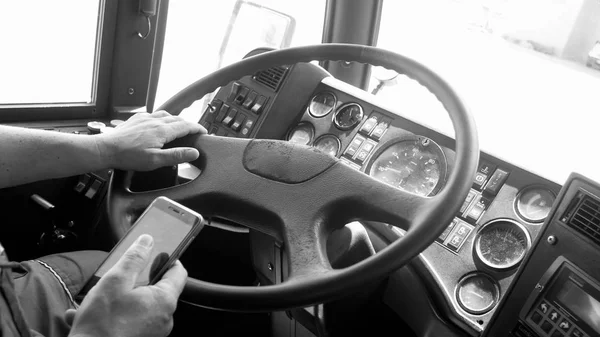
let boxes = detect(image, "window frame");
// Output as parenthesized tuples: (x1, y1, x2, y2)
(0, 0, 382, 123)
(0, 0, 118, 123)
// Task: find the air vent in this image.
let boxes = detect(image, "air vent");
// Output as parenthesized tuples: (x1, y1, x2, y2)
(253, 65, 288, 91)
(563, 193, 600, 246)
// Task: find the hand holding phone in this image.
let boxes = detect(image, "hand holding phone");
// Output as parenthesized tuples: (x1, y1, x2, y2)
(84, 197, 204, 291)
(69, 234, 188, 337)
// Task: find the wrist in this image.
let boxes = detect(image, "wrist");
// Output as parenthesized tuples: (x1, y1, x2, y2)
(92, 134, 117, 169)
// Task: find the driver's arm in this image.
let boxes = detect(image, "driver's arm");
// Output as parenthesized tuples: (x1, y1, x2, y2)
(0, 111, 206, 189)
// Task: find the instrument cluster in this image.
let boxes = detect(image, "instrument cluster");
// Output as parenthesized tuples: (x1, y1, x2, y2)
(286, 84, 561, 332)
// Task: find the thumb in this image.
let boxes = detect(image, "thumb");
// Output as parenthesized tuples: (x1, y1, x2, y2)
(151, 147, 200, 167)
(107, 234, 154, 288)
(64, 308, 77, 326)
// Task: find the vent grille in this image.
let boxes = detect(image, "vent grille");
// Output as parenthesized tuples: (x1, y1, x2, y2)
(253, 66, 288, 91)
(565, 194, 600, 246)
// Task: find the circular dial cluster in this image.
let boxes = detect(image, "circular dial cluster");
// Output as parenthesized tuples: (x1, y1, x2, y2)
(333, 103, 364, 130)
(456, 273, 500, 315)
(475, 219, 531, 270)
(369, 138, 447, 197)
(309, 92, 336, 118)
(515, 186, 556, 223)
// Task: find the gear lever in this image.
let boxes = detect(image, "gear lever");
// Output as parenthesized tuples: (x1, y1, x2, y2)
(31, 194, 78, 255)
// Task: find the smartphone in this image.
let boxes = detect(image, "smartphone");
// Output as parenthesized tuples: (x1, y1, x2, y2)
(82, 197, 204, 293)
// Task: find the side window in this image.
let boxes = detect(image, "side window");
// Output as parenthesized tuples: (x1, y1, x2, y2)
(154, 0, 325, 121)
(0, 1, 100, 104)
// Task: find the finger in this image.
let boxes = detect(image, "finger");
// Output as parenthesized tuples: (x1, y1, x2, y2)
(64, 308, 77, 326)
(163, 120, 207, 143)
(108, 234, 154, 288)
(154, 260, 188, 299)
(149, 147, 200, 167)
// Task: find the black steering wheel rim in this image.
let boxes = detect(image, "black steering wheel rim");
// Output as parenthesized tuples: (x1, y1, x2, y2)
(107, 43, 479, 312)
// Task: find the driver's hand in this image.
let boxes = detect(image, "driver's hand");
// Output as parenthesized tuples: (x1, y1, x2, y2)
(68, 234, 187, 337)
(96, 110, 207, 171)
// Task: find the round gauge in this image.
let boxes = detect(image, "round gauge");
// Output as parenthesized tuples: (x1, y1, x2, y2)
(309, 92, 336, 118)
(287, 123, 314, 146)
(515, 186, 556, 223)
(475, 219, 532, 270)
(368, 137, 447, 197)
(333, 103, 364, 130)
(314, 135, 341, 157)
(456, 273, 500, 315)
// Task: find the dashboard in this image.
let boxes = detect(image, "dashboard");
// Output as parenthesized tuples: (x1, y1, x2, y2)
(197, 59, 600, 337)
(12, 55, 597, 337)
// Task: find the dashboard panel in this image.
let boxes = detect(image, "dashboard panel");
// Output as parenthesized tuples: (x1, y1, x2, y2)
(199, 63, 563, 336)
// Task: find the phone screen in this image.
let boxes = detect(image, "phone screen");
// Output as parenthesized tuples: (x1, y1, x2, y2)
(95, 205, 196, 286)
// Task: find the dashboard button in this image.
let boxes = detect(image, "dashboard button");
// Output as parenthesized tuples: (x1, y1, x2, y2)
(548, 309, 560, 323)
(359, 116, 378, 135)
(231, 114, 246, 132)
(209, 125, 218, 135)
(85, 179, 103, 200)
(484, 168, 509, 196)
(466, 198, 485, 222)
(473, 172, 488, 190)
(447, 234, 463, 249)
(531, 311, 543, 325)
(539, 301, 550, 314)
(234, 87, 249, 105)
(215, 104, 230, 123)
(478, 161, 497, 176)
(558, 319, 571, 332)
(455, 223, 472, 237)
(222, 108, 238, 126)
(354, 139, 377, 163)
(345, 135, 366, 157)
(439, 218, 458, 241)
(74, 174, 91, 193)
(541, 321, 553, 333)
(460, 189, 478, 213)
(228, 82, 241, 102)
(242, 91, 258, 109)
(251, 95, 267, 114)
(370, 120, 390, 140)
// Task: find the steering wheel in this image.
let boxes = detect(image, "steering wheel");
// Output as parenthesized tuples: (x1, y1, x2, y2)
(107, 44, 479, 312)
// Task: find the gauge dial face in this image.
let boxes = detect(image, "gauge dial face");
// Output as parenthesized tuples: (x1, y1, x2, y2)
(369, 138, 447, 197)
(475, 220, 531, 270)
(314, 135, 340, 157)
(456, 273, 500, 315)
(516, 186, 556, 223)
(309, 92, 336, 118)
(287, 123, 314, 146)
(333, 103, 364, 130)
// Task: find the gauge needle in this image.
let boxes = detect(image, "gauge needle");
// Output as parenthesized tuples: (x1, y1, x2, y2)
(468, 290, 484, 299)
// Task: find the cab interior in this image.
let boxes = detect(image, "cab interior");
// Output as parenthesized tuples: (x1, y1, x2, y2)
(2, 1, 600, 337)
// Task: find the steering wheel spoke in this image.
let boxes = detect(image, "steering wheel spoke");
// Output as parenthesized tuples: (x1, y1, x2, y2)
(281, 213, 332, 281)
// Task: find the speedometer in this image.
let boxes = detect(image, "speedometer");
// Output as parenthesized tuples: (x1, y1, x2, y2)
(368, 137, 447, 197)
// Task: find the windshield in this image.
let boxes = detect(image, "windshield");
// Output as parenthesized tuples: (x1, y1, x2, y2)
(372, 0, 600, 184)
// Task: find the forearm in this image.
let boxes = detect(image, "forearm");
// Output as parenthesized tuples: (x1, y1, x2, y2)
(0, 125, 111, 188)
